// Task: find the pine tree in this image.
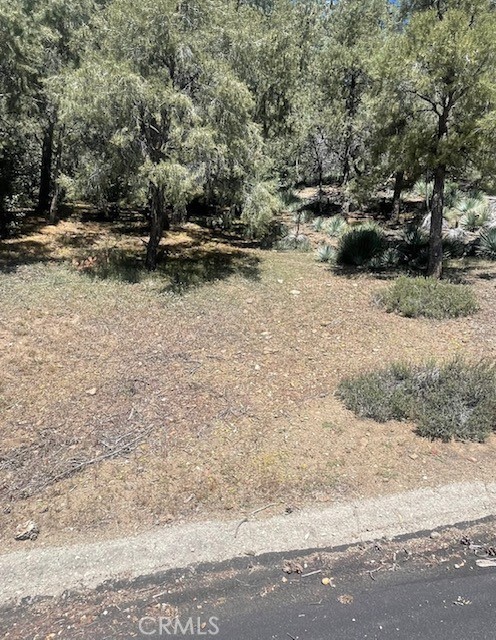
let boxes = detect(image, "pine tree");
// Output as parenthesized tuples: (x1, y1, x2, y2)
(383, 0, 496, 277)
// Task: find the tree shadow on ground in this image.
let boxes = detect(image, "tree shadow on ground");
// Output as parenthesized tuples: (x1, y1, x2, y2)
(0, 206, 262, 292)
(72, 244, 261, 291)
(159, 247, 261, 294)
(0, 238, 56, 273)
(331, 265, 408, 281)
(476, 271, 496, 281)
(442, 262, 496, 284)
(331, 257, 496, 284)
(186, 217, 262, 250)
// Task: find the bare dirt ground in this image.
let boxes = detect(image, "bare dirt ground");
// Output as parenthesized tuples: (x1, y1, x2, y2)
(0, 211, 495, 550)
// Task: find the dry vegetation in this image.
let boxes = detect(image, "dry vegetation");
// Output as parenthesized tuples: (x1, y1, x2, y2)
(0, 210, 495, 549)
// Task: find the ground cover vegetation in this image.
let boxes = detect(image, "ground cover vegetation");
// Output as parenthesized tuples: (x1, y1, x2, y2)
(378, 275, 479, 319)
(337, 359, 496, 442)
(1, 0, 496, 545)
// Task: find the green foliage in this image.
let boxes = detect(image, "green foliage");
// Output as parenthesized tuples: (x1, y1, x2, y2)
(315, 243, 335, 263)
(378, 276, 478, 319)
(336, 224, 387, 267)
(337, 359, 496, 442)
(2, 0, 496, 274)
(325, 215, 348, 237)
(444, 181, 463, 210)
(411, 179, 461, 209)
(411, 178, 433, 203)
(317, 0, 392, 185)
(280, 189, 303, 210)
(312, 216, 324, 232)
(292, 209, 313, 225)
(398, 225, 429, 263)
(368, 246, 401, 270)
(398, 224, 466, 266)
(478, 227, 496, 260)
(382, 4, 496, 178)
(456, 198, 491, 231)
(0, 0, 45, 226)
(241, 182, 280, 238)
(258, 219, 289, 249)
(441, 234, 466, 259)
(275, 233, 311, 252)
(374, 1, 496, 277)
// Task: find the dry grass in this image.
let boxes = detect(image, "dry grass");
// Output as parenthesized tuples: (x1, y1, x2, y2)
(0, 212, 495, 549)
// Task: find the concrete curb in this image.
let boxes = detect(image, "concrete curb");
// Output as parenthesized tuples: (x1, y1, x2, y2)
(1, 481, 495, 604)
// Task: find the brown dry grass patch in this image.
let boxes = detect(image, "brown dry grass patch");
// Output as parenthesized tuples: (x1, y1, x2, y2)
(0, 213, 495, 549)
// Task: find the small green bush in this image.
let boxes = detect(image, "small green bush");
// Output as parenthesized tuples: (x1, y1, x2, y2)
(315, 243, 335, 263)
(411, 179, 461, 209)
(455, 197, 491, 231)
(378, 276, 478, 319)
(312, 216, 324, 232)
(478, 227, 496, 260)
(275, 233, 311, 252)
(412, 178, 433, 203)
(444, 181, 463, 209)
(336, 225, 387, 267)
(292, 210, 313, 225)
(398, 225, 429, 265)
(337, 359, 496, 442)
(368, 247, 401, 271)
(442, 232, 467, 259)
(325, 215, 348, 237)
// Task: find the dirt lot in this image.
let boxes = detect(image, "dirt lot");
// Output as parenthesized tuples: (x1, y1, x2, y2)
(0, 213, 495, 550)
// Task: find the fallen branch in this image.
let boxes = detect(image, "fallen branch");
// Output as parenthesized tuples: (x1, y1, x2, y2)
(18, 427, 153, 497)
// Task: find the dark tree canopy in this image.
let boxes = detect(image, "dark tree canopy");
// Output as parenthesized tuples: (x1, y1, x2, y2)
(1, 0, 495, 275)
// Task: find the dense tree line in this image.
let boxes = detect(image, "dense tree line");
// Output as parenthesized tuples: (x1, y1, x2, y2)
(1, 0, 495, 274)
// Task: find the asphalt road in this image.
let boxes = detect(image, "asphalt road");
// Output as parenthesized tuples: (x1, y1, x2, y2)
(213, 566, 496, 640)
(2, 519, 496, 639)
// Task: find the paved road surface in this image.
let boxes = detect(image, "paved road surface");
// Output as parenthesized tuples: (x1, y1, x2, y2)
(2, 519, 495, 639)
(214, 565, 496, 640)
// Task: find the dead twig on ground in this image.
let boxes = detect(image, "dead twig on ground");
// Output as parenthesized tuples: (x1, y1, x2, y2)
(301, 569, 322, 578)
(234, 517, 249, 539)
(234, 503, 279, 538)
(17, 427, 153, 497)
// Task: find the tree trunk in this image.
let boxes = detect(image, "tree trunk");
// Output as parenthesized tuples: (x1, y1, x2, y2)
(37, 120, 55, 215)
(317, 161, 324, 214)
(341, 71, 357, 186)
(0, 182, 9, 238)
(145, 185, 167, 271)
(391, 170, 404, 222)
(427, 164, 445, 279)
(341, 144, 351, 186)
(427, 99, 451, 279)
(48, 184, 60, 225)
(48, 128, 63, 225)
(0, 207, 9, 239)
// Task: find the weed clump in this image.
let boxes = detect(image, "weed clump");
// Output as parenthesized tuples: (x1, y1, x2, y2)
(378, 276, 478, 319)
(337, 359, 496, 442)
